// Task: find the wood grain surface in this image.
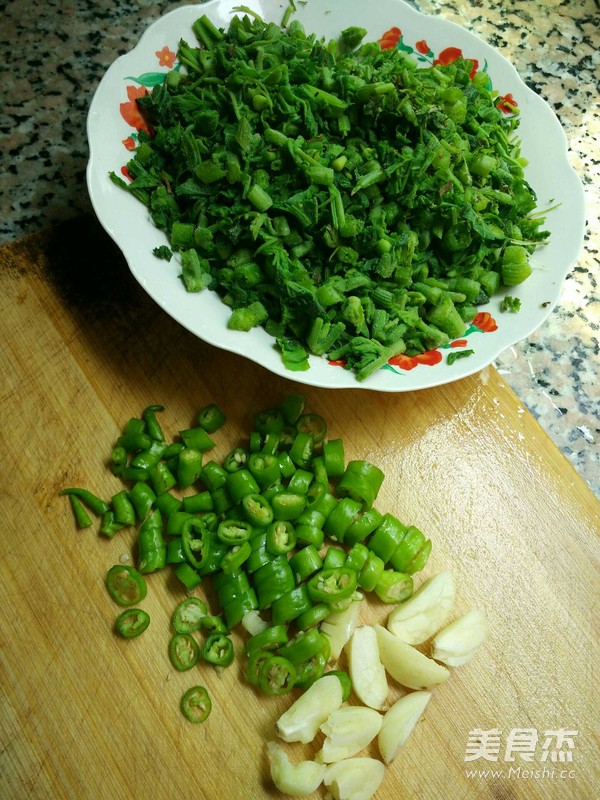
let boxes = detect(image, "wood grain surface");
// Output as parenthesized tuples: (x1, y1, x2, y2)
(1, 216, 598, 800)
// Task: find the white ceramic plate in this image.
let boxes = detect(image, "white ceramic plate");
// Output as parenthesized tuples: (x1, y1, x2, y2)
(86, 0, 585, 390)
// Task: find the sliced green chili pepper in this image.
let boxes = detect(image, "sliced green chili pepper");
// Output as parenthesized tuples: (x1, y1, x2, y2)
(289, 431, 313, 467)
(323, 547, 347, 570)
(277, 451, 296, 479)
(116, 432, 152, 452)
(242, 493, 274, 527)
(197, 402, 226, 433)
(138, 510, 166, 573)
(253, 556, 296, 609)
(111, 490, 136, 526)
(295, 602, 331, 630)
(307, 567, 358, 604)
(368, 513, 408, 563)
(180, 426, 215, 452)
(181, 516, 212, 571)
(131, 440, 167, 471)
(358, 551, 385, 592)
(210, 485, 234, 516)
(180, 685, 212, 723)
(277, 628, 324, 665)
(201, 460, 228, 491)
(110, 446, 127, 477)
(253, 407, 285, 435)
(406, 539, 432, 574)
(296, 413, 328, 447)
(221, 541, 252, 574)
(106, 565, 147, 607)
(271, 491, 306, 521)
(148, 462, 177, 496)
(246, 650, 273, 686)
(166, 511, 192, 536)
(323, 439, 345, 478)
(259, 655, 297, 695)
(115, 608, 150, 638)
(172, 597, 207, 634)
(374, 570, 413, 603)
(389, 525, 425, 573)
(222, 588, 258, 630)
(122, 466, 150, 482)
(202, 632, 234, 667)
(246, 624, 289, 657)
(271, 584, 313, 626)
(166, 537, 185, 564)
(129, 481, 156, 521)
(287, 469, 313, 496)
(142, 404, 165, 442)
(323, 497, 363, 543)
(305, 485, 337, 517)
(169, 633, 200, 671)
(199, 615, 228, 634)
(266, 520, 297, 554)
(261, 432, 281, 455)
(289, 545, 323, 583)
(67, 494, 93, 528)
(217, 518, 253, 545)
(60, 488, 109, 516)
(99, 509, 124, 539)
(312, 455, 328, 486)
(345, 542, 370, 573)
(163, 442, 185, 460)
(222, 447, 248, 473)
(249, 431, 263, 453)
(338, 460, 385, 509)
(345, 507, 384, 545)
(182, 491, 213, 514)
(295, 524, 325, 549)
(155, 490, 183, 516)
(295, 652, 327, 688)
(226, 469, 261, 504)
(177, 447, 203, 489)
(123, 417, 145, 436)
(174, 562, 202, 590)
(248, 452, 281, 488)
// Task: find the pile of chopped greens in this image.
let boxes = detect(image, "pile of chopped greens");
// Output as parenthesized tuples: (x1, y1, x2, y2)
(110, 11, 549, 380)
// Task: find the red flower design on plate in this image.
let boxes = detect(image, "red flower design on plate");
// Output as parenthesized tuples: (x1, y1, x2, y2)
(415, 39, 430, 55)
(120, 85, 151, 134)
(450, 339, 468, 348)
(496, 92, 519, 114)
(379, 27, 402, 50)
(122, 136, 136, 151)
(121, 165, 133, 182)
(156, 46, 177, 68)
(434, 47, 479, 79)
(472, 311, 498, 332)
(388, 349, 443, 371)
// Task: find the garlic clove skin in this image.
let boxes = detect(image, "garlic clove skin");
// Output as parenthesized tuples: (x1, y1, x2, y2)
(346, 626, 388, 710)
(431, 608, 489, 666)
(386, 571, 455, 644)
(317, 706, 383, 763)
(324, 757, 386, 800)
(375, 625, 450, 689)
(378, 691, 431, 764)
(321, 598, 363, 660)
(267, 741, 326, 796)
(276, 675, 344, 743)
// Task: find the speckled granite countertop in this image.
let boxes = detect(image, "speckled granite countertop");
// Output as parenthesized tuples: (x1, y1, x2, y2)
(2, 0, 598, 495)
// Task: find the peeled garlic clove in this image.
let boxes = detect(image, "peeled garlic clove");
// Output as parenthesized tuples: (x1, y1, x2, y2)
(267, 741, 326, 796)
(378, 691, 431, 764)
(387, 571, 455, 644)
(317, 706, 383, 763)
(241, 609, 268, 635)
(277, 675, 343, 743)
(431, 609, 488, 666)
(324, 757, 386, 800)
(375, 625, 450, 690)
(346, 626, 388, 710)
(321, 598, 363, 660)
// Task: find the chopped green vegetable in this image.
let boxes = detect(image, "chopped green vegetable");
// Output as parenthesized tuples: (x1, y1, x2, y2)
(501, 295, 522, 312)
(112, 12, 549, 380)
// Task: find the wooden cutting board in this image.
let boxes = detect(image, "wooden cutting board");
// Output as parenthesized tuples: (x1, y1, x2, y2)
(1, 216, 598, 800)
